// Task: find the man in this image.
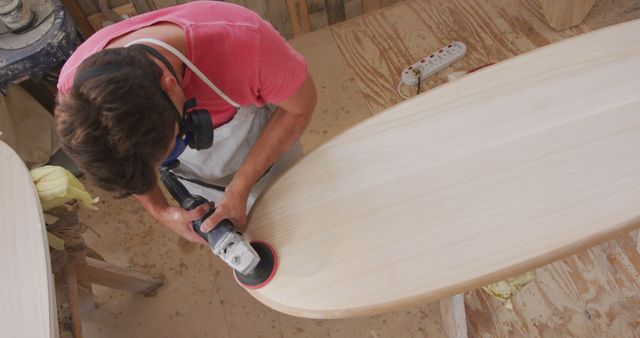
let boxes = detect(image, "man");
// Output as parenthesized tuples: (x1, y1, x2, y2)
(55, 1, 316, 244)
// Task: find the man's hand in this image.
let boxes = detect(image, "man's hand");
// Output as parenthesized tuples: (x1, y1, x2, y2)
(134, 185, 210, 245)
(155, 203, 211, 245)
(200, 186, 248, 233)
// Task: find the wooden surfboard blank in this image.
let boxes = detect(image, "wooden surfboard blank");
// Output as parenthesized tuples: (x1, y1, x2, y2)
(245, 20, 640, 319)
(0, 141, 57, 336)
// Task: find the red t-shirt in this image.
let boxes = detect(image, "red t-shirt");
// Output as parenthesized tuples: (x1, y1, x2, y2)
(57, 1, 308, 127)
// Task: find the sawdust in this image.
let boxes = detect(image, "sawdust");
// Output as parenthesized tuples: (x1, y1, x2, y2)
(176, 236, 198, 254)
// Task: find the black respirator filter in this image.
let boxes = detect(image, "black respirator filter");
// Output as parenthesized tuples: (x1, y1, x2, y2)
(185, 108, 214, 150)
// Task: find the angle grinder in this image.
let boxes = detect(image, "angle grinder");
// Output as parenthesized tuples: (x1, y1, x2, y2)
(160, 163, 277, 288)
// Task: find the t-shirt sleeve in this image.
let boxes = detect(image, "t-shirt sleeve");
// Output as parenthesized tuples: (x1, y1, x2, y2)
(256, 21, 308, 104)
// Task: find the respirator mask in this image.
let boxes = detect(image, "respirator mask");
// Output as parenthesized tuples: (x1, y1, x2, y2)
(162, 96, 213, 166)
(131, 44, 215, 166)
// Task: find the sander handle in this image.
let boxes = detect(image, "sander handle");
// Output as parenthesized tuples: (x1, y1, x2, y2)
(159, 163, 263, 276)
(185, 195, 237, 247)
(159, 165, 238, 245)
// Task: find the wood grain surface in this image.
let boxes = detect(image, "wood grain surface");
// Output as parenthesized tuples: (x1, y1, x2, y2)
(0, 141, 57, 337)
(330, 1, 640, 333)
(244, 20, 640, 319)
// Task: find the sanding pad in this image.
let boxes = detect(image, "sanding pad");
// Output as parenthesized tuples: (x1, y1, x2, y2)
(234, 241, 278, 289)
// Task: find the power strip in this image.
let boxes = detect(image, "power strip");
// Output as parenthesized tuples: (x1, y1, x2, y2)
(400, 41, 467, 86)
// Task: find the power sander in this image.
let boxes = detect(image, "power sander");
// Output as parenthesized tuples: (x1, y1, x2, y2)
(160, 163, 277, 288)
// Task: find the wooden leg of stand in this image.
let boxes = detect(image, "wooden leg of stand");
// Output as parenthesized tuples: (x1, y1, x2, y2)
(69, 251, 96, 312)
(85, 257, 163, 293)
(439, 294, 468, 338)
(66, 264, 84, 338)
(540, 0, 595, 30)
(84, 246, 106, 262)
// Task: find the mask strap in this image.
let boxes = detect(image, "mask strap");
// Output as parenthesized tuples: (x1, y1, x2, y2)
(125, 38, 241, 110)
(135, 44, 181, 85)
(73, 64, 135, 88)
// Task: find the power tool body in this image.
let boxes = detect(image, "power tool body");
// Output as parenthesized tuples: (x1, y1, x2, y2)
(160, 162, 277, 287)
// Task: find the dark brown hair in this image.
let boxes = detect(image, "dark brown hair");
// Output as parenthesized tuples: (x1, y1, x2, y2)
(55, 46, 175, 196)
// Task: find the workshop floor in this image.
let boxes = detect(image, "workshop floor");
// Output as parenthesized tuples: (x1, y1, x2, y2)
(80, 1, 640, 337)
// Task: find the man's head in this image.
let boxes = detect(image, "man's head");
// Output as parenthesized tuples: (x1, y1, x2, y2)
(55, 45, 183, 197)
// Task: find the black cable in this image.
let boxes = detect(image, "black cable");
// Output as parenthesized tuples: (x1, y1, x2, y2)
(172, 173, 227, 192)
(172, 164, 274, 193)
(417, 75, 422, 95)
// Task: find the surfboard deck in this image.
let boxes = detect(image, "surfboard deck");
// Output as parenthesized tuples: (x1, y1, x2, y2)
(244, 19, 640, 319)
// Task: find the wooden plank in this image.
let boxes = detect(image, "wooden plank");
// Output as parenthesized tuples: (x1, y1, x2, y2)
(85, 257, 162, 293)
(286, 0, 312, 36)
(66, 264, 84, 338)
(69, 254, 97, 313)
(541, 0, 595, 31)
(439, 295, 468, 338)
(309, 11, 329, 30)
(308, 0, 329, 30)
(362, 0, 383, 13)
(75, 0, 99, 15)
(152, 0, 176, 10)
(266, 1, 293, 39)
(344, 0, 362, 19)
(58, 0, 95, 38)
(326, 0, 346, 24)
(129, 0, 152, 14)
(19, 79, 56, 113)
(362, 0, 400, 13)
(245, 19, 640, 318)
(245, 0, 269, 19)
(307, 0, 326, 14)
(87, 3, 137, 31)
(224, 0, 247, 6)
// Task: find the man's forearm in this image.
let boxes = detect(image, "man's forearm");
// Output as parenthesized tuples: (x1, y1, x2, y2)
(133, 184, 171, 218)
(227, 106, 311, 198)
(227, 75, 316, 199)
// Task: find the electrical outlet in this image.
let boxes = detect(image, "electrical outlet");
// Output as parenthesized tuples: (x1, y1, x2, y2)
(400, 41, 467, 86)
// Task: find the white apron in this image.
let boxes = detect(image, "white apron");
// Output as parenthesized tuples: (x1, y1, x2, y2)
(125, 38, 304, 212)
(173, 104, 303, 209)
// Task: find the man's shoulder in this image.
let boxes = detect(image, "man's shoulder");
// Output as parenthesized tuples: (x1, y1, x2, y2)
(174, 1, 263, 29)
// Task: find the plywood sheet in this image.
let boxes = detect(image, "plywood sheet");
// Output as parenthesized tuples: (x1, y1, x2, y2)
(466, 231, 640, 337)
(289, 29, 373, 151)
(245, 20, 640, 318)
(331, 0, 575, 114)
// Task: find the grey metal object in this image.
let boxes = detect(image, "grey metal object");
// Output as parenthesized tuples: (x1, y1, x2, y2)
(0, 0, 77, 90)
(0, 0, 36, 32)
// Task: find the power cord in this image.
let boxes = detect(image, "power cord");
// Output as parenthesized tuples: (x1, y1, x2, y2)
(397, 68, 422, 100)
(397, 81, 410, 100)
